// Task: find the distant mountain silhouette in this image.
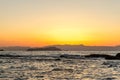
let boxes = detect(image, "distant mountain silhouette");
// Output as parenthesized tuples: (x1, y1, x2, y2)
(27, 47, 62, 51)
(1, 45, 120, 51)
(0, 46, 30, 51)
(53, 45, 120, 51)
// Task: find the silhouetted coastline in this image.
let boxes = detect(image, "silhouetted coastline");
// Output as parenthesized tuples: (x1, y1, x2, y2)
(1, 45, 120, 51)
(54, 45, 120, 51)
(27, 47, 62, 51)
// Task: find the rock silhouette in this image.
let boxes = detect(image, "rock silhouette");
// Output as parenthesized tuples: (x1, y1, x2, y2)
(0, 49, 4, 51)
(60, 53, 120, 60)
(116, 53, 120, 57)
(54, 45, 120, 51)
(84, 54, 115, 59)
(85, 53, 120, 60)
(27, 47, 62, 51)
(1, 52, 120, 60)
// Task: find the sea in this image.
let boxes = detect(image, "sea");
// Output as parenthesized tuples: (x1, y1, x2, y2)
(0, 51, 120, 80)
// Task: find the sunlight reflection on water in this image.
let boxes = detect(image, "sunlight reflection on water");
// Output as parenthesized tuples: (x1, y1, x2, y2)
(0, 51, 120, 80)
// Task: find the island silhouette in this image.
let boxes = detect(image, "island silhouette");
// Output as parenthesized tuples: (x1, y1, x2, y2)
(27, 46, 62, 51)
(1, 44, 120, 51)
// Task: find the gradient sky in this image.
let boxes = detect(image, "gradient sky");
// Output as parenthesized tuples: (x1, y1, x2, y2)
(0, 0, 120, 47)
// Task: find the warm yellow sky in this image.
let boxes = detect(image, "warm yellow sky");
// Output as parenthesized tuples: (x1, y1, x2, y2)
(0, 0, 120, 47)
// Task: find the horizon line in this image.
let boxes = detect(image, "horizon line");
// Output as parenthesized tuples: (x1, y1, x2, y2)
(1, 44, 120, 47)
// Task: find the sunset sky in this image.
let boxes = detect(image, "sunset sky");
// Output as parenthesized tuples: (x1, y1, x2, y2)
(0, 0, 120, 47)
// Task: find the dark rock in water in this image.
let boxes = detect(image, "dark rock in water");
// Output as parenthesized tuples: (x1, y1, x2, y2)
(105, 53, 120, 60)
(116, 53, 120, 59)
(35, 76, 44, 78)
(102, 77, 116, 80)
(84, 54, 120, 60)
(85, 54, 114, 59)
(54, 58, 61, 61)
(0, 49, 4, 51)
(59, 54, 120, 60)
(52, 68, 63, 71)
(0, 54, 21, 57)
(84, 53, 120, 60)
(60, 54, 69, 58)
(105, 56, 117, 60)
(52, 68, 73, 72)
(116, 53, 120, 57)
(27, 47, 62, 51)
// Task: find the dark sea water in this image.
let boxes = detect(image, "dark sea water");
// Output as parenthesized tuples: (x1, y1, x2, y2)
(0, 51, 120, 80)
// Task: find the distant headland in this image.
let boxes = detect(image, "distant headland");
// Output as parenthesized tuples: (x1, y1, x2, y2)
(27, 47, 62, 51)
(1, 44, 120, 51)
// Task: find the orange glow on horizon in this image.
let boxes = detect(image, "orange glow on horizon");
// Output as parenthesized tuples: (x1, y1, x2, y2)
(0, 0, 120, 47)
